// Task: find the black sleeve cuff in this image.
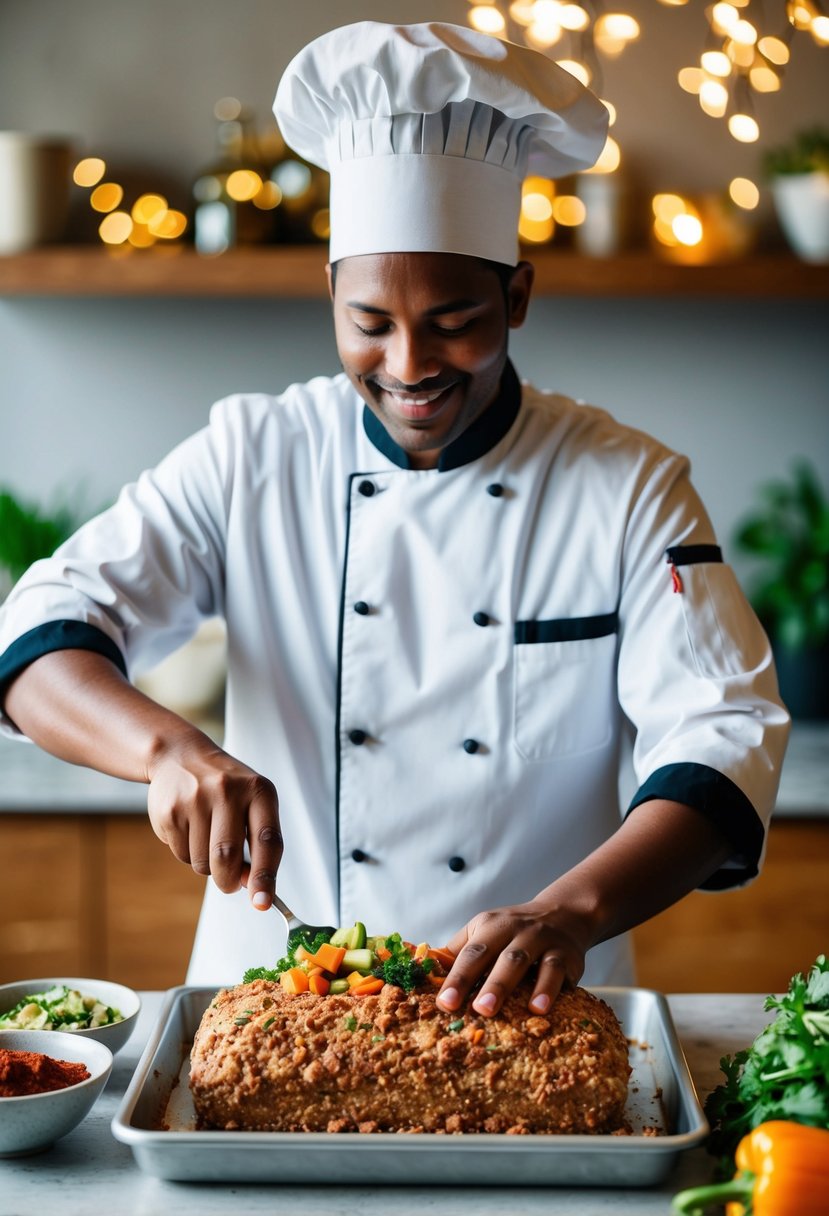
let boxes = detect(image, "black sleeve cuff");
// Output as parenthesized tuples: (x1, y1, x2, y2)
(0, 620, 128, 706)
(625, 761, 765, 890)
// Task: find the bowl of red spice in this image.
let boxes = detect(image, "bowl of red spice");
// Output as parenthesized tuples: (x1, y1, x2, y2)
(0, 1029, 112, 1157)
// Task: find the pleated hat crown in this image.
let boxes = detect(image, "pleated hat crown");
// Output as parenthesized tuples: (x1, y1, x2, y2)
(273, 21, 609, 265)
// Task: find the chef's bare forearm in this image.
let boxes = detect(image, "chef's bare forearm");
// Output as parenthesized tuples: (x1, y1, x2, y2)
(4, 649, 208, 780)
(440, 799, 731, 1016)
(4, 649, 282, 905)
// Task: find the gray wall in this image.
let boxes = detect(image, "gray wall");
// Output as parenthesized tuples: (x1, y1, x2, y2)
(1, 0, 828, 580)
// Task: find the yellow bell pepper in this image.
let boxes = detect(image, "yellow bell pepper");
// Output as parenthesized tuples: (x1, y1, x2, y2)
(672, 1121, 829, 1216)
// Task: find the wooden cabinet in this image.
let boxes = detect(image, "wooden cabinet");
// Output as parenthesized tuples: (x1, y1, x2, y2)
(0, 814, 204, 989)
(1, 813, 826, 992)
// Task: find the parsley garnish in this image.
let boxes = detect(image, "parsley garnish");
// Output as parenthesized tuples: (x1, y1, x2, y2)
(704, 954, 829, 1172)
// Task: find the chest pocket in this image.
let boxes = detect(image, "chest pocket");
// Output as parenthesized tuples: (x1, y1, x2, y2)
(513, 614, 618, 761)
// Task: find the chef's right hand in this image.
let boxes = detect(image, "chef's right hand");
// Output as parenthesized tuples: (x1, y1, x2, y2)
(146, 737, 283, 910)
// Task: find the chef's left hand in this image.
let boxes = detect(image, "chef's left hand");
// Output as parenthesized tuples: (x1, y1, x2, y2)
(436, 900, 594, 1018)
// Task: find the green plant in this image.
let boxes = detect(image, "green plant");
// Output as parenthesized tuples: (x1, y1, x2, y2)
(733, 461, 829, 651)
(0, 487, 83, 587)
(763, 127, 829, 178)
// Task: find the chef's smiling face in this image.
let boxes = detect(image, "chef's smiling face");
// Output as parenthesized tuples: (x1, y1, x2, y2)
(327, 252, 534, 469)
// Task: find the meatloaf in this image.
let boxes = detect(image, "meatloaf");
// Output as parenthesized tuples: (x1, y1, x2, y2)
(189, 979, 630, 1134)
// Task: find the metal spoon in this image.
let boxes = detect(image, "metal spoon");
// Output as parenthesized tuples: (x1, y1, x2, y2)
(272, 893, 336, 951)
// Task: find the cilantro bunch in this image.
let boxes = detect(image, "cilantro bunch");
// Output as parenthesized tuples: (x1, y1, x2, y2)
(705, 954, 829, 1171)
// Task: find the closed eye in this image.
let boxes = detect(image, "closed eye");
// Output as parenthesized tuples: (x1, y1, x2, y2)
(355, 322, 390, 336)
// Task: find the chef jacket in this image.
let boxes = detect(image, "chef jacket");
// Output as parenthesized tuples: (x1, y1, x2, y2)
(0, 363, 789, 986)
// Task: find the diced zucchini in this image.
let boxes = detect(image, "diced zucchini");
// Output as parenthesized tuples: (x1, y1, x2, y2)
(340, 948, 375, 973)
(329, 979, 349, 994)
(330, 921, 368, 950)
(329, 926, 352, 948)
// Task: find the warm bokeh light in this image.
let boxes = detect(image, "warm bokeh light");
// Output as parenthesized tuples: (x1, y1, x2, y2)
(731, 18, 758, 45)
(653, 193, 688, 223)
(678, 66, 705, 93)
(728, 112, 760, 142)
(73, 157, 106, 188)
(757, 35, 790, 63)
(558, 5, 590, 31)
(701, 49, 732, 76)
(226, 170, 262, 202)
(812, 15, 829, 42)
(672, 212, 703, 246)
(552, 194, 586, 225)
(468, 5, 507, 34)
(584, 135, 621, 174)
(252, 180, 282, 211)
(519, 176, 555, 244)
(128, 223, 155, 249)
(556, 58, 591, 85)
(310, 208, 331, 240)
(148, 209, 187, 239)
(131, 194, 167, 224)
(601, 99, 617, 126)
(596, 13, 640, 42)
(90, 182, 124, 213)
(749, 64, 781, 91)
(699, 79, 729, 117)
(98, 211, 133, 245)
(725, 37, 756, 67)
(711, 3, 740, 34)
(729, 176, 760, 209)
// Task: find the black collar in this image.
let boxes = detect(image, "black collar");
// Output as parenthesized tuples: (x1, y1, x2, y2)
(362, 360, 521, 472)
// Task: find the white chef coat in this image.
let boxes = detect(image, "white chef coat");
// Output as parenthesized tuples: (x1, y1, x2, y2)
(0, 364, 789, 986)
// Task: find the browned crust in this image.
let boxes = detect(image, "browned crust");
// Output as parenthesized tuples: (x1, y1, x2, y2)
(189, 980, 631, 1134)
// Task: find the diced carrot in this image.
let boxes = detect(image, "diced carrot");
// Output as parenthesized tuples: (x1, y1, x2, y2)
(376, 947, 392, 962)
(427, 947, 457, 970)
(472, 1028, 485, 1044)
(403, 942, 416, 954)
(311, 943, 346, 973)
(426, 973, 445, 988)
(347, 970, 371, 989)
(308, 974, 330, 996)
(307, 965, 325, 978)
(352, 978, 385, 996)
(413, 942, 430, 961)
(293, 945, 316, 965)
(280, 967, 309, 995)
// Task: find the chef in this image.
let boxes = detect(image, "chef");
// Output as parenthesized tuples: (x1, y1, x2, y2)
(0, 22, 788, 1014)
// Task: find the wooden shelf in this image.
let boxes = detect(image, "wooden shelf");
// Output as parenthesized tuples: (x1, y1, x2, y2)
(1, 244, 827, 298)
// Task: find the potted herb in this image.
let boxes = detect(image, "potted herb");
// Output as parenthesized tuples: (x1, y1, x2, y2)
(764, 127, 829, 263)
(0, 487, 85, 602)
(733, 461, 829, 719)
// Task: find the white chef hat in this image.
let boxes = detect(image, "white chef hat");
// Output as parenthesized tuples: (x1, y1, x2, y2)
(273, 21, 609, 266)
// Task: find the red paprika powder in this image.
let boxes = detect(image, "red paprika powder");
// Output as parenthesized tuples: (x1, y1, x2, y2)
(0, 1048, 90, 1096)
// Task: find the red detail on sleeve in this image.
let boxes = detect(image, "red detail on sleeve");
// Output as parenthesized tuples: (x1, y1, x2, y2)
(670, 563, 683, 594)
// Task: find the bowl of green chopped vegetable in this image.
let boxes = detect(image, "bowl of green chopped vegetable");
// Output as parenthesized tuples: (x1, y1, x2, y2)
(0, 978, 140, 1055)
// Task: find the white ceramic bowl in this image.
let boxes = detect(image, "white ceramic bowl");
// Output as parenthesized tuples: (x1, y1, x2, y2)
(0, 978, 140, 1055)
(0, 1028, 112, 1156)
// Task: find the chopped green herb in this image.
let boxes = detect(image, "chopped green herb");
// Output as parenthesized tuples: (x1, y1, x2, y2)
(485, 1045, 499, 1052)
(344, 1015, 358, 1031)
(579, 1019, 594, 1029)
(448, 1019, 464, 1032)
(359, 1022, 372, 1031)
(262, 1016, 275, 1030)
(234, 1016, 250, 1025)
(242, 1010, 254, 1016)
(371, 1035, 386, 1042)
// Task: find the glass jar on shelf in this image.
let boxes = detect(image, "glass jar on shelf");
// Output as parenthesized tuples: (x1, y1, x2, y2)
(259, 122, 330, 244)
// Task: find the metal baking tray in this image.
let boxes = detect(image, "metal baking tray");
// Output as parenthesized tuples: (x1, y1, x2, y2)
(111, 985, 707, 1186)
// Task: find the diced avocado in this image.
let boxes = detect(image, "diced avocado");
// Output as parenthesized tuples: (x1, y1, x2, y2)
(340, 948, 375, 973)
(329, 978, 349, 994)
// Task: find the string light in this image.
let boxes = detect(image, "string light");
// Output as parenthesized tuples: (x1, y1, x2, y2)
(676, 0, 827, 145)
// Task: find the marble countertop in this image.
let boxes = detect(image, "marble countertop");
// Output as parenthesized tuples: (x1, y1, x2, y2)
(1, 721, 827, 816)
(0, 991, 773, 1216)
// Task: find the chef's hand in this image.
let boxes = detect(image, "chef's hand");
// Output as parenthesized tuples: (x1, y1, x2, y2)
(435, 899, 593, 1018)
(146, 738, 283, 910)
